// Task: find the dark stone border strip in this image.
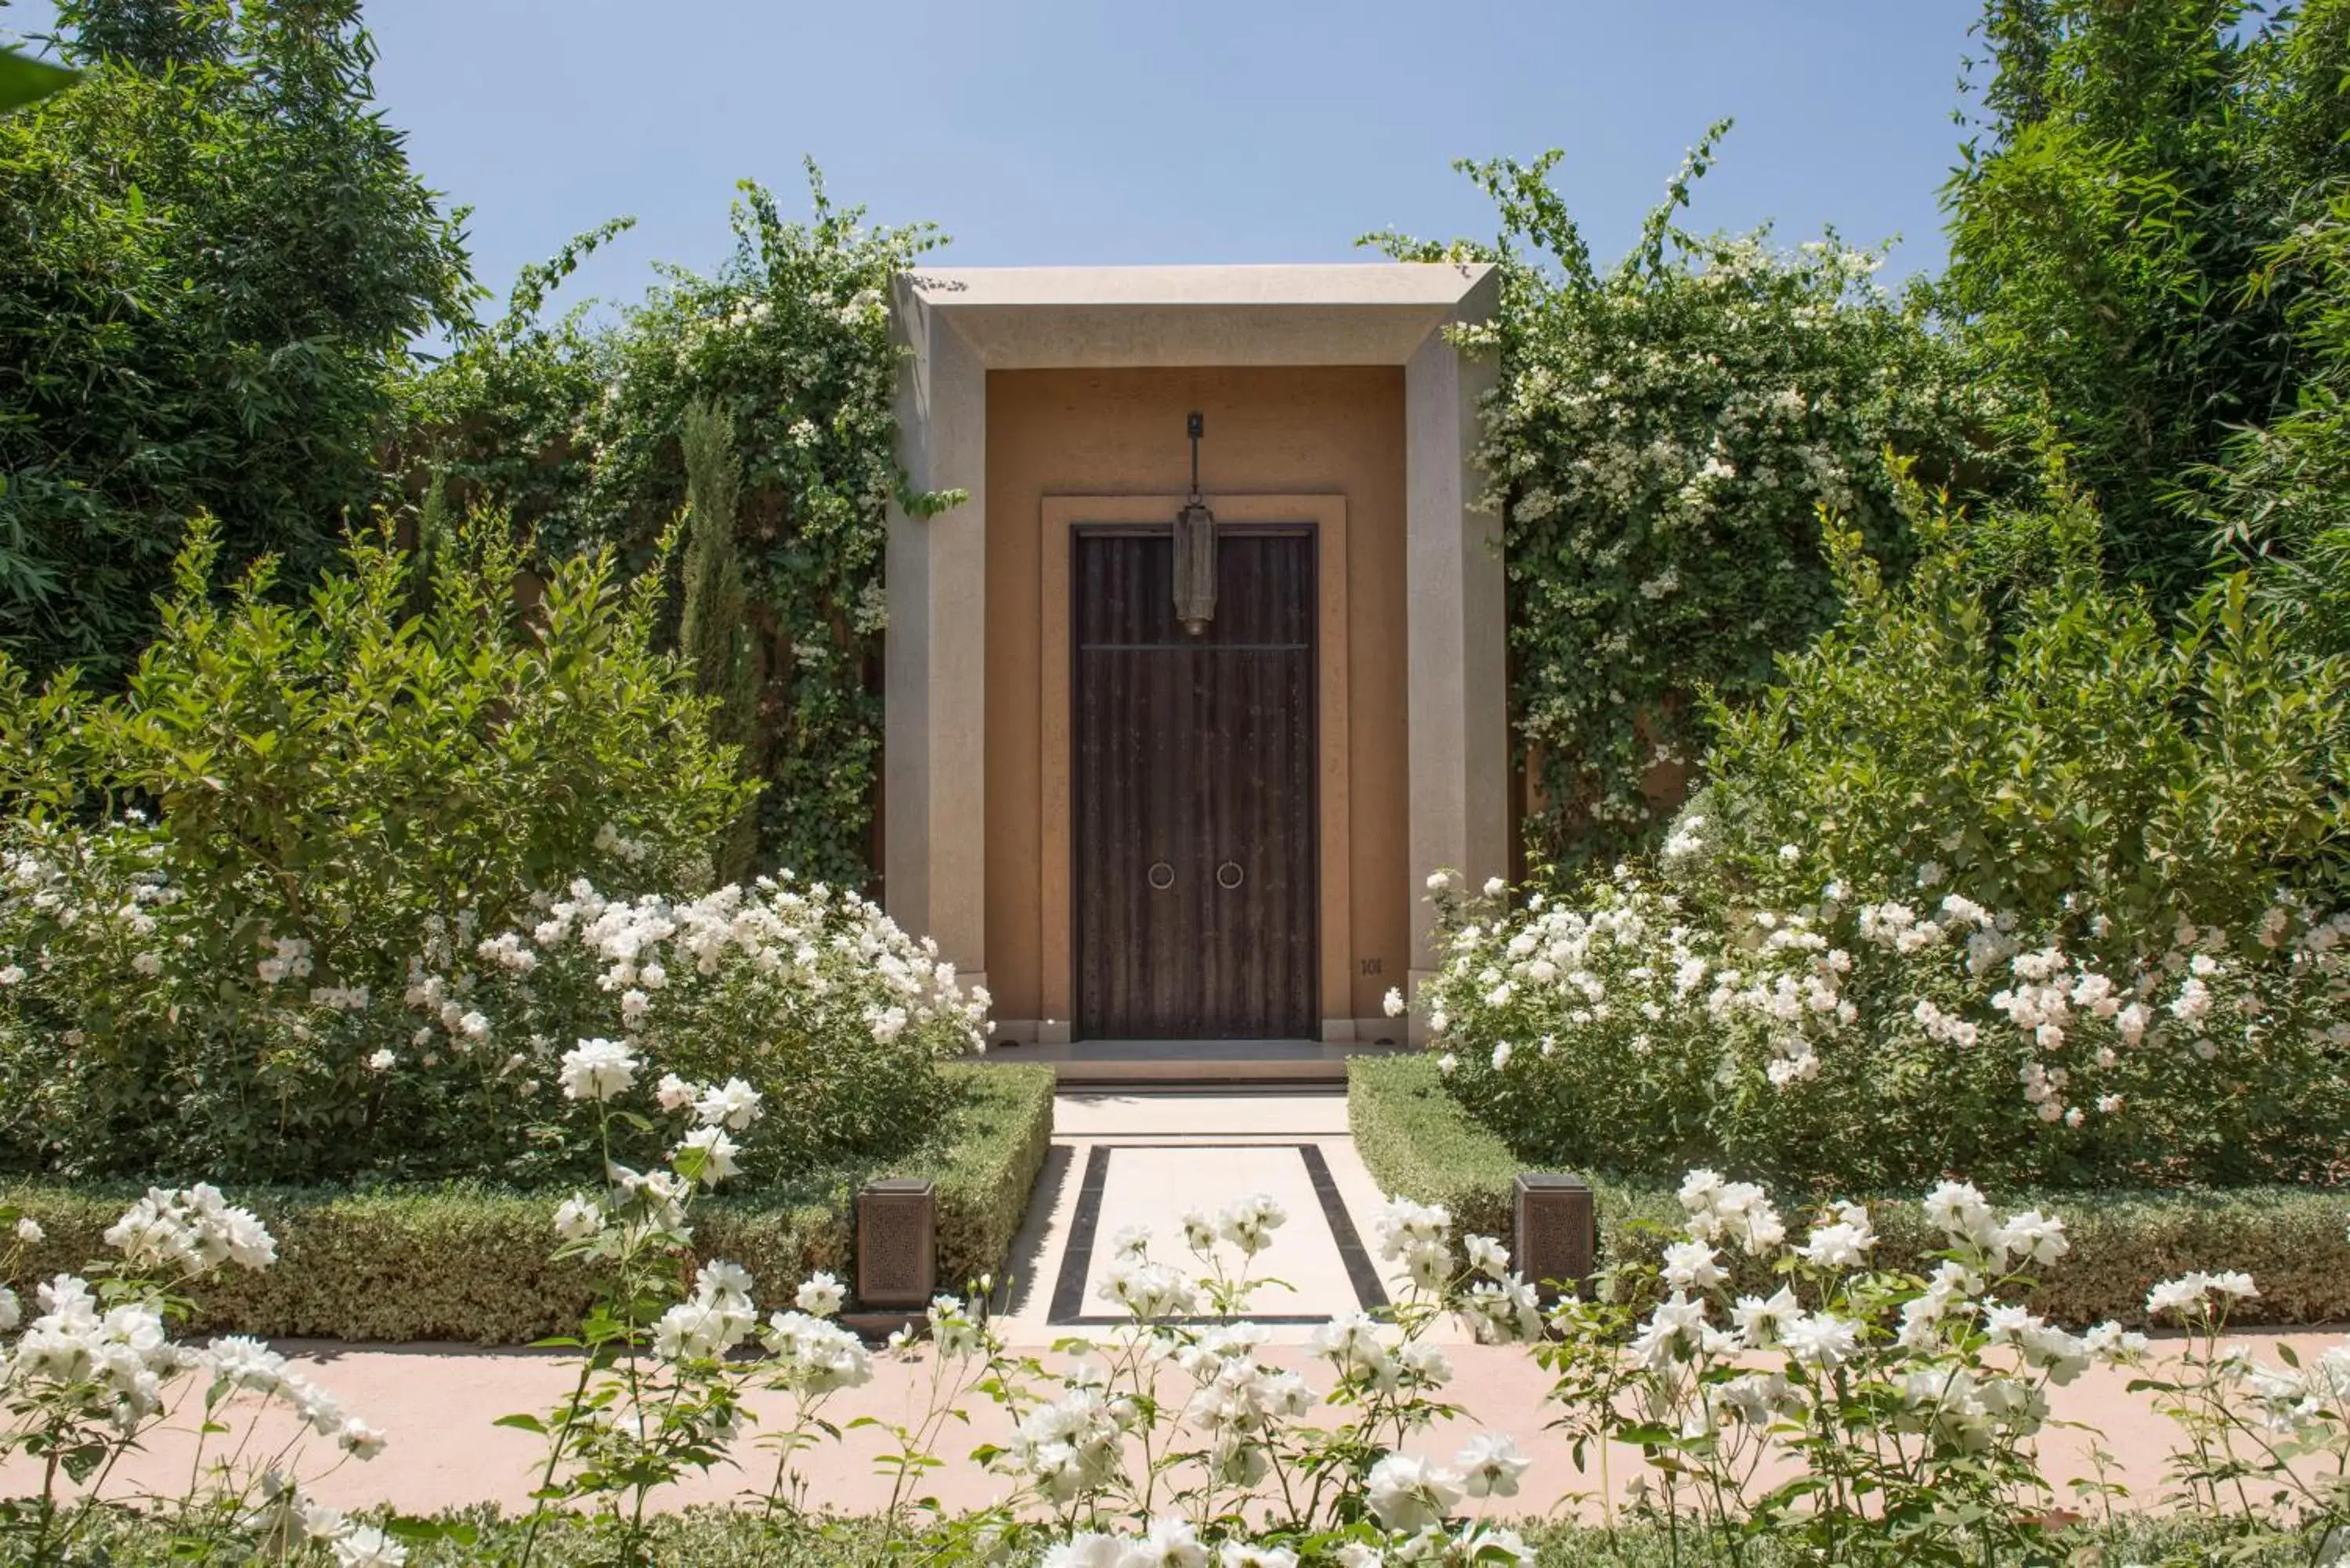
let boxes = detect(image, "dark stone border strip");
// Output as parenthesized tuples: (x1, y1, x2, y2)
(1300, 1142, 1389, 1311)
(1047, 1143, 1114, 1324)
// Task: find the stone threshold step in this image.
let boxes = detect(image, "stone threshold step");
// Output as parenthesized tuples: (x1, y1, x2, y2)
(977, 1040, 1410, 1086)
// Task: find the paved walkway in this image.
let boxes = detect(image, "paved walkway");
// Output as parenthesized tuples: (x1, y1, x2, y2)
(992, 1089, 1401, 1338)
(5, 1092, 2339, 1519)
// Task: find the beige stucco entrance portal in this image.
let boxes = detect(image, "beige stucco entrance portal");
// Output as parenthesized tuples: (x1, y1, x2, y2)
(884, 266, 1508, 1046)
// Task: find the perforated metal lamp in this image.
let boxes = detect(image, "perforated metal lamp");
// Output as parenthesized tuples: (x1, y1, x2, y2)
(1173, 411, 1217, 635)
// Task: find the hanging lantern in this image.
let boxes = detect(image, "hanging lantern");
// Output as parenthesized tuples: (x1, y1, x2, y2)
(1173, 411, 1217, 635)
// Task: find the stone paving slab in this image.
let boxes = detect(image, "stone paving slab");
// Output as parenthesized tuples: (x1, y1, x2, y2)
(1052, 1089, 1351, 1138)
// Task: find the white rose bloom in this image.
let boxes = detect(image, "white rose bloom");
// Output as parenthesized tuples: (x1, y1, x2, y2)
(337, 1418, 388, 1460)
(693, 1076, 765, 1130)
(675, 1125, 741, 1186)
(1456, 1432, 1531, 1500)
(1781, 1311, 1861, 1368)
(1130, 1517, 1208, 1568)
(331, 1526, 406, 1567)
(794, 1270, 845, 1317)
(558, 1038, 638, 1102)
(1365, 1452, 1465, 1531)
(1661, 1239, 1725, 1292)
(1464, 1235, 1509, 1279)
(552, 1196, 603, 1242)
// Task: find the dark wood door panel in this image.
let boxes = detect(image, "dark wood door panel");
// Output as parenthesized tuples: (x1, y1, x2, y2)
(1072, 528, 1316, 1040)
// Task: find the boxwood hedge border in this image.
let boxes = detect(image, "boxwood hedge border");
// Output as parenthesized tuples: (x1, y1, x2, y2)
(1, 1063, 1054, 1345)
(1349, 1056, 2350, 1328)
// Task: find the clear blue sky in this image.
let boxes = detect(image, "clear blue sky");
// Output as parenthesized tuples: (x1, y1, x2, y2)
(8, 1, 1989, 331)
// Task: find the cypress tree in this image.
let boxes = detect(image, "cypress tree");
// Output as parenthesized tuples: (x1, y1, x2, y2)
(677, 401, 763, 882)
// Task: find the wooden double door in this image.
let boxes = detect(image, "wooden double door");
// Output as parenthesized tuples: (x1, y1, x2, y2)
(1072, 526, 1318, 1040)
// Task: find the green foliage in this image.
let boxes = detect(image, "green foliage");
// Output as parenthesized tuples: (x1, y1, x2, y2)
(52, 1506, 2326, 1568)
(0, 513, 756, 1182)
(0, 1064, 1053, 1342)
(403, 166, 956, 884)
(1941, 0, 2350, 609)
(678, 401, 763, 883)
(2198, 189, 2350, 663)
(1349, 1057, 2350, 1330)
(0, 47, 77, 114)
(1373, 132, 2001, 870)
(0, 0, 475, 678)
(1701, 470, 2350, 932)
(908, 1062, 1055, 1288)
(1346, 1057, 1528, 1245)
(0, 1178, 841, 1346)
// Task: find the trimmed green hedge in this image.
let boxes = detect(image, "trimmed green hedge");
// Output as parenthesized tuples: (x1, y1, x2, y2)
(907, 1061, 1056, 1290)
(1349, 1056, 2350, 1328)
(1347, 1055, 1527, 1243)
(1, 1063, 1054, 1344)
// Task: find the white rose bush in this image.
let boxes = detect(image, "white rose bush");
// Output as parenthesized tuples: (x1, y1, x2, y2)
(486, 1086, 2350, 1567)
(0, 1186, 388, 1566)
(0, 817, 985, 1191)
(1538, 1172, 2350, 1564)
(1416, 858, 2350, 1190)
(7, 1128, 2350, 1562)
(454, 872, 988, 1177)
(1415, 486, 2350, 1190)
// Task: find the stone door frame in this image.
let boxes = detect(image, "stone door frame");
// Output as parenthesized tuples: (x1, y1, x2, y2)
(883, 264, 1507, 1038)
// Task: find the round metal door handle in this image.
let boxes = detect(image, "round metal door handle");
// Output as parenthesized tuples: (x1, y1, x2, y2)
(1216, 861, 1245, 891)
(1147, 860, 1175, 891)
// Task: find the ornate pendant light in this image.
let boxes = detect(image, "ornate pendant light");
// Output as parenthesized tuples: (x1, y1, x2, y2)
(1173, 411, 1217, 636)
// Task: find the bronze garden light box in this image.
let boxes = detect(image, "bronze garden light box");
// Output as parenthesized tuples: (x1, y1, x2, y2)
(1513, 1172, 1597, 1302)
(855, 1177, 937, 1310)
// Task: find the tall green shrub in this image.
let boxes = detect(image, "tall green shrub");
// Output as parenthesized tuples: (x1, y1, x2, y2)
(0, 513, 756, 1181)
(0, 0, 474, 678)
(2197, 190, 2350, 665)
(1941, 0, 2350, 609)
(1695, 471, 2350, 933)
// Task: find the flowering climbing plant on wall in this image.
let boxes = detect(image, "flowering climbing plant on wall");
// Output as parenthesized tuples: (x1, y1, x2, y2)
(1371, 125, 2004, 872)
